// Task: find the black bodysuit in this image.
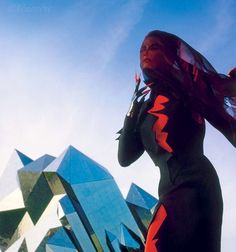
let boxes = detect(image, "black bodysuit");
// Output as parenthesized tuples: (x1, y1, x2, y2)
(118, 82, 223, 252)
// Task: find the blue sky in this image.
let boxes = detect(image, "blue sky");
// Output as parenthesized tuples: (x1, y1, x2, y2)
(0, 0, 235, 251)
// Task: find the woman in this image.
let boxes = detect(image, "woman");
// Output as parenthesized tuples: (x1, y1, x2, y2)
(118, 30, 236, 252)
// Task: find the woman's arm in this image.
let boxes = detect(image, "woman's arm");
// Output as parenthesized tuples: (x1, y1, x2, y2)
(118, 115, 144, 167)
(117, 74, 149, 167)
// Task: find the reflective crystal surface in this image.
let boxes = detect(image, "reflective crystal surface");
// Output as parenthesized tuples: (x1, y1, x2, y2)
(0, 146, 157, 251)
(126, 183, 158, 237)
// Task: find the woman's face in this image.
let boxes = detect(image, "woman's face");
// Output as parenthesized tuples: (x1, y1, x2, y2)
(140, 36, 171, 73)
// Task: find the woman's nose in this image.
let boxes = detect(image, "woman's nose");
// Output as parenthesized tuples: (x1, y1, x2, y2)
(143, 48, 149, 56)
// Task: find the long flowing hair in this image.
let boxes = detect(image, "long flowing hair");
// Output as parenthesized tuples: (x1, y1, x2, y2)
(142, 30, 236, 146)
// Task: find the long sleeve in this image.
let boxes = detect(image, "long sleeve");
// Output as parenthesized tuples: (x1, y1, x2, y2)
(118, 115, 144, 167)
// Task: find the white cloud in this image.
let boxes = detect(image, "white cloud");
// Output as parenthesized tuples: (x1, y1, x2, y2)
(0, 0, 149, 177)
(95, 0, 148, 70)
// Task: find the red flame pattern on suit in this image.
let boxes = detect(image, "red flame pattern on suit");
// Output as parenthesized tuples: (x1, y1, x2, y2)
(148, 95, 173, 153)
(145, 204, 167, 252)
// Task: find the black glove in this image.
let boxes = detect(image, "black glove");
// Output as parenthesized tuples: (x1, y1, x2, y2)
(116, 74, 151, 140)
(127, 73, 150, 118)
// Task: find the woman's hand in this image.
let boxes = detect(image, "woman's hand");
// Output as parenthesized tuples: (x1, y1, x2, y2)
(118, 73, 151, 166)
(127, 73, 151, 118)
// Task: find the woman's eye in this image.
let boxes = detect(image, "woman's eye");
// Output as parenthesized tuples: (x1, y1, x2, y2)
(140, 44, 160, 53)
(140, 47, 146, 52)
(150, 45, 159, 50)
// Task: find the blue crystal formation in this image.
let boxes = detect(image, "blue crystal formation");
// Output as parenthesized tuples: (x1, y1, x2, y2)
(120, 223, 144, 251)
(126, 183, 158, 237)
(105, 230, 122, 252)
(0, 146, 158, 251)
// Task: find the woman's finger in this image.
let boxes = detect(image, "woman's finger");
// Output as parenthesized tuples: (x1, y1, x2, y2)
(136, 85, 150, 96)
(134, 73, 141, 92)
(139, 93, 148, 103)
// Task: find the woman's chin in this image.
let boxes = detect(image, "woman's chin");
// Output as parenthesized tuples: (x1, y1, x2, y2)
(142, 67, 161, 76)
(141, 66, 155, 73)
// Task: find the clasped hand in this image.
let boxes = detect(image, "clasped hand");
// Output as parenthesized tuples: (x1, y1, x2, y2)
(127, 73, 152, 118)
